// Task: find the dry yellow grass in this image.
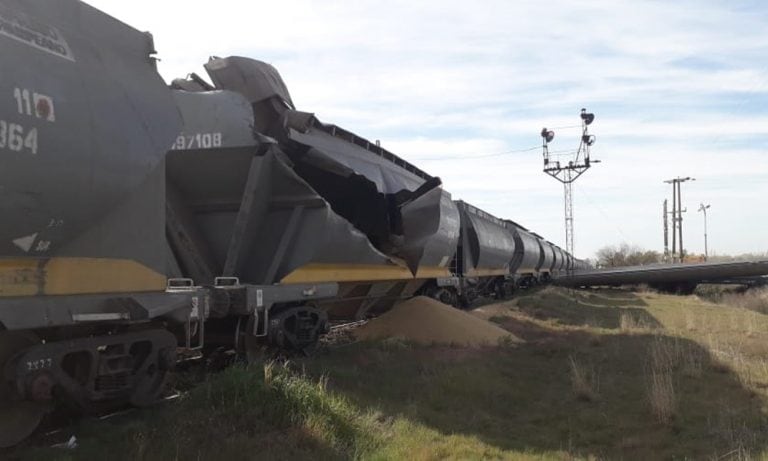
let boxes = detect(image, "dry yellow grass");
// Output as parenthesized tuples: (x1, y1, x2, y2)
(568, 356, 599, 401)
(646, 336, 677, 424)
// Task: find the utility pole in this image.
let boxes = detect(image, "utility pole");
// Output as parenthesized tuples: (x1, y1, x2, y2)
(663, 199, 669, 262)
(663, 176, 695, 263)
(541, 108, 600, 260)
(698, 203, 710, 261)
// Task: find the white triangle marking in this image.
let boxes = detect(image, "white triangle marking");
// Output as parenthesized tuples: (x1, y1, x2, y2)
(12, 233, 38, 253)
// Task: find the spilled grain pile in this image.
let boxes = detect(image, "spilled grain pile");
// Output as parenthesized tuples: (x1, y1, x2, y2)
(355, 296, 523, 347)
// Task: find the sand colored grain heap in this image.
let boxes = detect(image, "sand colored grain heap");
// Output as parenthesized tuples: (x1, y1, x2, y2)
(354, 296, 523, 347)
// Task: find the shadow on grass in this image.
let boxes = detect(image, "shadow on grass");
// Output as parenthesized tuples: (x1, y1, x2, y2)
(515, 288, 663, 330)
(12, 365, 372, 461)
(304, 323, 768, 459)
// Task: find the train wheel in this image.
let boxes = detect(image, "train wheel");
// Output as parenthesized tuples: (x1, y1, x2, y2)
(129, 362, 170, 407)
(0, 332, 48, 448)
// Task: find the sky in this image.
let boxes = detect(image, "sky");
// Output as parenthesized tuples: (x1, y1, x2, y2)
(87, 0, 768, 260)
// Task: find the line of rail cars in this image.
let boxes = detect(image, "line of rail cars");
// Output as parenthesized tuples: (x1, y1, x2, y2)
(0, 0, 588, 446)
(556, 260, 768, 293)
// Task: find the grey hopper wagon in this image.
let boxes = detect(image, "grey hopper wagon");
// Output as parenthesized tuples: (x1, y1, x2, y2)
(504, 219, 544, 286)
(448, 201, 517, 303)
(0, 0, 206, 447)
(168, 56, 461, 322)
(530, 232, 556, 279)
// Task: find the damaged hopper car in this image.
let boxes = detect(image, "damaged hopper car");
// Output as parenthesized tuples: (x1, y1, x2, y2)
(0, 0, 589, 446)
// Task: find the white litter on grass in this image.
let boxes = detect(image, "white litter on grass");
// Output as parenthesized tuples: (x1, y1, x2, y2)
(52, 435, 78, 449)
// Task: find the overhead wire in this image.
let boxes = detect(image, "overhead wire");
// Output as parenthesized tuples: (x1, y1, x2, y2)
(404, 123, 585, 162)
(411, 146, 575, 162)
(410, 145, 539, 161)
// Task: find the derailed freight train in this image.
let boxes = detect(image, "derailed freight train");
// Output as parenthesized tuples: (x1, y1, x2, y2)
(0, 0, 589, 446)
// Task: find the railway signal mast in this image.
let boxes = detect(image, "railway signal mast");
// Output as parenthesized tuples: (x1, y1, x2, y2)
(541, 108, 600, 260)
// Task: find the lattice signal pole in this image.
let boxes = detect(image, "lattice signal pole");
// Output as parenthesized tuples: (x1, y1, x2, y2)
(541, 109, 600, 258)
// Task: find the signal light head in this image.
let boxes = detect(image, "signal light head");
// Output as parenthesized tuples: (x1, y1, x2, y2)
(582, 134, 596, 146)
(580, 108, 595, 125)
(541, 128, 555, 143)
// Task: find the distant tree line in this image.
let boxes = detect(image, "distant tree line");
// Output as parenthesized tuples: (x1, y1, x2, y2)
(707, 252, 768, 263)
(594, 245, 768, 268)
(595, 243, 661, 268)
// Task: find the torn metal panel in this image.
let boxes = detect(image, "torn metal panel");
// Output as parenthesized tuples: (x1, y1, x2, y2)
(399, 188, 460, 274)
(242, 152, 394, 283)
(188, 57, 468, 278)
(205, 56, 294, 108)
(167, 89, 395, 286)
(289, 128, 425, 194)
(198, 56, 452, 274)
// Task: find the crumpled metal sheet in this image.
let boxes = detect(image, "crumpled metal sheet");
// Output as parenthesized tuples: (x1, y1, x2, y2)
(242, 150, 395, 283)
(399, 188, 461, 274)
(289, 128, 425, 194)
(205, 56, 294, 108)
(195, 55, 457, 276)
(167, 89, 396, 285)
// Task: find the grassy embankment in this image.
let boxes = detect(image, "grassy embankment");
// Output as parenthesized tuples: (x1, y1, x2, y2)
(13, 286, 768, 460)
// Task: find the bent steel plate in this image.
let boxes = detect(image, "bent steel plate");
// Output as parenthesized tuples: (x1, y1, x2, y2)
(399, 188, 460, 275)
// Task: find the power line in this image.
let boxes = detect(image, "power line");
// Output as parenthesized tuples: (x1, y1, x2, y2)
(411, 145, 539, 161)
(580, 186, 630, 243)
(411, 146, 575, 162)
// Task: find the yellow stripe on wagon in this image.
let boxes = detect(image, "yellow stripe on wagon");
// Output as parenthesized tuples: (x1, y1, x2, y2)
(0, 258, 167, 297)
(280, 263, 452, 284)
(464, 268, 509, 277)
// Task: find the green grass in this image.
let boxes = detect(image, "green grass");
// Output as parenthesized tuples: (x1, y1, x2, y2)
(16, 363, 380, 460)
(10, 286, 768, 460)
